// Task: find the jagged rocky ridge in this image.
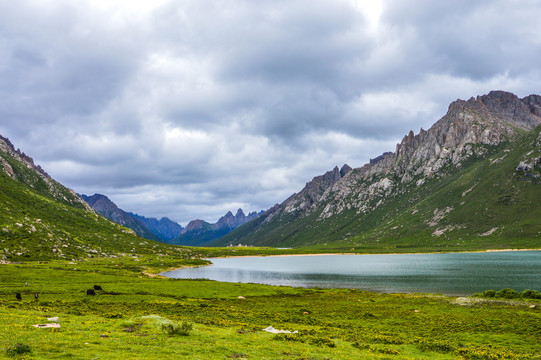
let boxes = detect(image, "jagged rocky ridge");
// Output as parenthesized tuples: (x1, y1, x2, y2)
(316, 91, 541, 219)
(215, 91, 541, 247)
(0, 134, 92, 211)
(81, 193, 262, 245)
(171, 209, 264, 246)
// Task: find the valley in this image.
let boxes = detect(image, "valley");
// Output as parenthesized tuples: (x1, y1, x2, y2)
(1, 91, 540, 359)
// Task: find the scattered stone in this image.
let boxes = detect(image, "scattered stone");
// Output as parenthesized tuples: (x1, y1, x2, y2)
(480, 227, 499, 237)
(32, 323, 60, 328)
(237, 296, 245, 299)
(47, 317, 59, 322)
(263, 326, 298, 334)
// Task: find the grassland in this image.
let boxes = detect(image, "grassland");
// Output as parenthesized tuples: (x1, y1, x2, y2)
(1, 257, 540, 359)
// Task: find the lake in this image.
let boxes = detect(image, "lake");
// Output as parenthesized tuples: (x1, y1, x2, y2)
(162, 251, 541, 296)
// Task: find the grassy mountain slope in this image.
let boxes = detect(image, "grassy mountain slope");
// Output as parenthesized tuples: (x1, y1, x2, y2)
(0, 145, 195, 262)
(216, 125, 541, 251)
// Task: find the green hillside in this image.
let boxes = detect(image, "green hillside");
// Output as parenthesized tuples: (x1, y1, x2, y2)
(0, 151, 197, 262)
(216, 125, 541, 251)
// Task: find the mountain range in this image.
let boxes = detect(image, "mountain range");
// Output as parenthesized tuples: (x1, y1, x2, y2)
(80, 193, 262, 246)
(214, 91, 541, 251)
(81, 194, 163, 242)
(2, 90, 540, 255)
(169, 209, 264, 246)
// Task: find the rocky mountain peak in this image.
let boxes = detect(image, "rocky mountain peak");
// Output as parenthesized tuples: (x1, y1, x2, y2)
(473, 90, 541, 130)
(235, 208, 245, 218)
(260, 91, 541, 224)
(271, 163, 355, 218)
(340, 164, 353, 177)
(172, 208, 264, 245)
(316, 91, 541, 219)
(0, 134, 51, 179)
(183, 219, 211, 232)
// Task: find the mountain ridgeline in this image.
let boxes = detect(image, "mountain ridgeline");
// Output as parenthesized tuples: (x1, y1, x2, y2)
(80, 193, 262, 246)
(215, 91, 541, 251)
(81, 194, 163, 242)
(170, 209, 264, 246)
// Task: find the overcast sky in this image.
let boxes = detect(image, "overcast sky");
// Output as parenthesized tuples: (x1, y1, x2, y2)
(1, 0, 540, 225)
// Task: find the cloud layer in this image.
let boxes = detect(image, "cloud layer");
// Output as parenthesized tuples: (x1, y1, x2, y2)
(2, 0, 540, 224)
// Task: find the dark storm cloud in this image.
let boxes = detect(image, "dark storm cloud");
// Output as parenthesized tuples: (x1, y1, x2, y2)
(1, 0, 540, 224)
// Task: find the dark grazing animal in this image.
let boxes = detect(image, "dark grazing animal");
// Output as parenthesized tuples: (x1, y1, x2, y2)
(93, 285, 102, 291)
(86, 289, 96, 296)
(16, 293, 22, 300)
(34, 293, 39, 300)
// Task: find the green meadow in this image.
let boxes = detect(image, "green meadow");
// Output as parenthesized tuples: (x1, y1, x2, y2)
(1, 256, 540, 359)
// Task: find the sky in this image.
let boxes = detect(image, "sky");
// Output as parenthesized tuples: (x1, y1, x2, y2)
(1, 0, 541, 225)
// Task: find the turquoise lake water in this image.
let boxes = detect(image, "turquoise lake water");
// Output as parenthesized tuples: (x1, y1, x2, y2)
(162, 251, 541, 296)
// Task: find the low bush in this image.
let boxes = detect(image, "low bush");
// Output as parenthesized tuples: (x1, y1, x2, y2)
(161, 320, 193, 336)
(473, 288, 541, 300)
(6, 343, 31, 357)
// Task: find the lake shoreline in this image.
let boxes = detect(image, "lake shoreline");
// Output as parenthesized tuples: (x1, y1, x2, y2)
(207, 248, 541, 259)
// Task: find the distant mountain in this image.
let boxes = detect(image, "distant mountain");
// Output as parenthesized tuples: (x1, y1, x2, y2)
(215, 91, 541, 251)
(170, 208, 263, 246)
(80, 193, 260, 246)
(130, 213, 183, 241)
(81, 194, 161, 242)
(0, 134, 179, 261)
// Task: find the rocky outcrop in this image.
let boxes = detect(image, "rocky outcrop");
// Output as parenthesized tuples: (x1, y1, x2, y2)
(241, 91, 541, 234)
(316, 91, 541, 219)
(0, 133, 92, 211)
(270, 163, 352, 220)
(214, 209, 262, 230)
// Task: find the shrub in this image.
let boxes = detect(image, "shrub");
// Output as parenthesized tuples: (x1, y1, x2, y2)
(496, 288, 518, 299)
(6, 343, 31, 357)
(475, 288, 541, 300)
(160, 320, 193, 336)
(416, 339, 455, 353)
(521, 289, 541, 299)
